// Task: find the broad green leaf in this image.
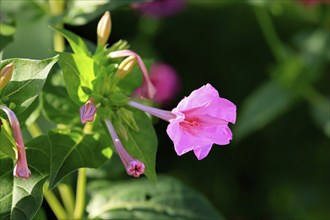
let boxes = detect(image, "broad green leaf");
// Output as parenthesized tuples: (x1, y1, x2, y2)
(63, 0, 144, 25)
(120, 109, 157, 182)
(43, 84, 80, 125)
(58, 52, 97, 105)
(0, 23, 16, 51)
(0, 56, 58, 115)
(0, 136, 51, 220)
(53, 28, 90, 56)
(0, 119, 16, 160)
(87, 175, 223, 220)
(48, 130, 112, 189)
(235, 80, 297, 140)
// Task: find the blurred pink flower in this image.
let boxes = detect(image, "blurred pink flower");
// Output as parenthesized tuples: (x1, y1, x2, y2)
(132, 0, 186, 19)
(0, 104, 31, 179)
(80, 99, 96, 124)
(105, 119, 145, 177)
(134, 62, 180, 106)
(128, 83, 236, 160)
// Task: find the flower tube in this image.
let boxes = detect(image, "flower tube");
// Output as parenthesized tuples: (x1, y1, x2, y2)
(105, 119, 145, 177)
(128, 83, 236, 160)
(108, 50, 156, 99)
(0, 104, 31, 178)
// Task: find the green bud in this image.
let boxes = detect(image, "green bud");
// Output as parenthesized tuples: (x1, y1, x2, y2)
(116, 108, 139, 132)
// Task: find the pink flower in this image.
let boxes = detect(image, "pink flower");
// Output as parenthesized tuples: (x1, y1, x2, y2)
(108, 50, 156, 99)
(105, 119, 145, 177)
(128, 83, 236, 160)
(80, 100, 96, 124)
(132, 0, 186, 19)
(134, 62, 180, 106)
(0, 104, 31, 178)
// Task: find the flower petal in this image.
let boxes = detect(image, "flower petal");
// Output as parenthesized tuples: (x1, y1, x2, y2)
(193, 144, 213, 160)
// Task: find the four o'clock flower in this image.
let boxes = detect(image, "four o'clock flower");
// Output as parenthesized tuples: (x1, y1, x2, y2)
(108, 50, 156, 99)
(0, 104, 31, 179)
(105, 119, 145, 177)
(80, 99, 97, 124)
(134, 62, 180, 106)
(132, 0, 186, 19)
(128, 84, 236, 160)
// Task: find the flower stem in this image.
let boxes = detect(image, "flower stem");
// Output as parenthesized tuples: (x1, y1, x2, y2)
(73, 168, 87, 219)
(49, 0, 65, 52)
(58, 183, 75, 216)
(254, 6, 286, 62)
(43, 183, 68, 219)
(26, 122, 42, 138)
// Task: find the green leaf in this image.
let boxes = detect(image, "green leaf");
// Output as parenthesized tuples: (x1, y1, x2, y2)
(120, 109, 157, 182)
(0, 23, 16, 51)
(53, 28, 90, 56)
(0, 119, 16, 160)
(0, 136, 51, 220)
(48, 130, 111, 189)
(58, 52, 97, 105)
(42, 84, 80, 125)
(63, 0, 145, 26)
(0, 56, 58, 115)
(87, 175, 223, 220)
(234, 80, 297, 140)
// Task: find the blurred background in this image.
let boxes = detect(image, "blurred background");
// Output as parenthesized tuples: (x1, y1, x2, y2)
(1, 1, 329, 219)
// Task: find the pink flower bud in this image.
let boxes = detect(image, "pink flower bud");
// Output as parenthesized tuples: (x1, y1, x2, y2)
(105, 119, 145, 177)
(128, 84, 236, 160)
(132, 0, 186, 19)
(80, 100, 96, 124)
(0, 104, 31, 179)
(0, 63, 14, 89)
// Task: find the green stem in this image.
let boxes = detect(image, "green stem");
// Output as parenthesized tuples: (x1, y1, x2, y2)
(26, 122, 42, 138)
(58, 184, 75, 216)
(49, 0, 65, 52)
(301, 85, 325, 108)
(43, 184, 68, 219)
(73, 168, 87, 219)
(254, 6, 286, 62)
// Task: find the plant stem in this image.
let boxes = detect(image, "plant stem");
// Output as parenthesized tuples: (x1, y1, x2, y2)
(26, 122, 42, 138)
(43, 184, 68, 219)
(73, 168, 87, 219)
(254, 6, 286, 62)
(49, 0, 65, 52)
(58, 183, 75, 216)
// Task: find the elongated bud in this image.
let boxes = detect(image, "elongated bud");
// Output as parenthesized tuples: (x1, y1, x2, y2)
(116, 56, 136, 79)
(80, 100, 96, 124)
(0, 63, 14, 89)
(105, 119, 145, 177)
(97, 11, 111, 46)
(108, 50, 156, 99)
(0, 104, 31, 179)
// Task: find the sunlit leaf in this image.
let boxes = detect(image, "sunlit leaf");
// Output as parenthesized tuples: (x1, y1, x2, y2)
(87, 175, 223, 220)
(58, 52, 97, 105)
(0, 56, 58, 115)
(53, 28, 90, 56)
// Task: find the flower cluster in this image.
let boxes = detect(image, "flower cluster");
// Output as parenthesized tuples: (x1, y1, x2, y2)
(78, 11, 237, 177)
